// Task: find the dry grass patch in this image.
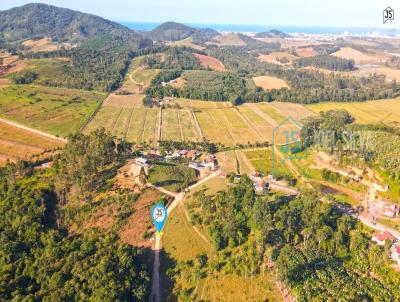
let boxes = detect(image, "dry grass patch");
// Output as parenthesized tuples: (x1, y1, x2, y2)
(166, 37, 205, 50)
(22, 38, 60, 52)
(213, 33, 246, 46)
(120, 189, 162, 248)
(258, 51, 297, 65)
(103, 94, 143, 108)
(253, 75, 289, 90)
(268, 101, 315, 121)
(193, 53, 225, 71)
(169, 77, 186, 88)
(295, 47, 317, 57)
(331, 47, 375, 64)
(171, 98, 232, 109)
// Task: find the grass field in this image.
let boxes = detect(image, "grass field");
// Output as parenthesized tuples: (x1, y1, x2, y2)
(268, 101, 315, 122)
(244, 148, 290, 176)
(162, 109, 201, 141)
(195, 108, 263, 146)
(253, 75, 289, 90)
(0, 84, 105, 137)
(147, 162, 197, 192)
(171, 98, 232, 109)
(295, 47, 318, 57)
(84, 105, 159, 143)
(0, 119, 63, 164)
(306, 98, 400, 126)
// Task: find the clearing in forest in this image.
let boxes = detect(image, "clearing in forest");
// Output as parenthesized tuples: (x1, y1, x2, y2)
(252, 75, 289, 90)
(295, 47, 317, 57)
(193, 53, 225, 71)
(257, 51, 298, 65)
(331, 47, 375, 63)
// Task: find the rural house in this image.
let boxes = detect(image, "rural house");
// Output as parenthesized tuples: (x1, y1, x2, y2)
(254, 180, 269, 194)
(135, 157, 149, 167)
(203, 155, 218, 170)
(189, 161, 203, 171)
(384, 205, 399, 218)
(372, 231, 397, 246)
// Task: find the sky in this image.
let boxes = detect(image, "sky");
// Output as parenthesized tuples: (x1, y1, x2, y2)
(0, 0, 397, 28)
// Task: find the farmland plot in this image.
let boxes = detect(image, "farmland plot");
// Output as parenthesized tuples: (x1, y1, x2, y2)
(162, 109, 182, 141)
(0, 119, 63, 164)
(194, 110, 233, 145)
(306, 98, 400, 125)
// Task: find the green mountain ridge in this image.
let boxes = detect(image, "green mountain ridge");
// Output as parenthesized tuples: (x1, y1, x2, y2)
(0, 3, 144, 44)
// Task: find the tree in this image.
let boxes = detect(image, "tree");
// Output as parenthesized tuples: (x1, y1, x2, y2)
(138, 166, 147, 186)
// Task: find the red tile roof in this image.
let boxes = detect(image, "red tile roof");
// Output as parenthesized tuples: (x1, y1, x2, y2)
(373, 231, 396, 242)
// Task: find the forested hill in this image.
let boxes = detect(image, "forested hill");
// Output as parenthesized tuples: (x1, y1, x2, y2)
(255, 29, 289, 38)
(0, 3, 143, 43)
(145, 21, 219, 43)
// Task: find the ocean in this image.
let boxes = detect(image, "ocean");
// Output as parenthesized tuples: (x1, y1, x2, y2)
(121, 22, 399, 35)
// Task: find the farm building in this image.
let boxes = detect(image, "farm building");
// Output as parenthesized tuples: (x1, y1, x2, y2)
(203, 155, 218, 170)
(384, 205, 399, 218)
(189, 161, 204, 171)
(254, 180, 269, 194)
(186, 150, 201, 161)
(135, 157, 149, 167)
(372, 231, 397, 246)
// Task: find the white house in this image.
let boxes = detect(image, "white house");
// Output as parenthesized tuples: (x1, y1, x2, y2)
(384, 205, 399, 218)
(135, 157, 149, 167)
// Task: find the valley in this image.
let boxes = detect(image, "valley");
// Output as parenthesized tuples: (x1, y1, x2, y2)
(1, 2, 400, 302)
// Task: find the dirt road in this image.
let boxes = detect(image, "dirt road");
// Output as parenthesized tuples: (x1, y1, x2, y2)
(0, 118, 67, 142)
(148, 172, 218, 302)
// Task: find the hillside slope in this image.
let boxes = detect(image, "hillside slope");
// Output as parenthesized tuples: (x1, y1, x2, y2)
(146, 21, 219, 44)
(0, 3, 142, 43)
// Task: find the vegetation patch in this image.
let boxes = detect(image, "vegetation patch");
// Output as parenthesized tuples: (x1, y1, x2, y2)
(0, 84, 105, 136)
(147, 162, 197, 192)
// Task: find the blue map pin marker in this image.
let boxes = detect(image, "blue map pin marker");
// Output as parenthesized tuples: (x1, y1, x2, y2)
(151, 204, 168, 233)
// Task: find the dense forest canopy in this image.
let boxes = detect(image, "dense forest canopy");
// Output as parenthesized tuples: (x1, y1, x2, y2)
(293, 54, 355, 71)
(184, 177, 400, 301)
(0, 130, 150, 301)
